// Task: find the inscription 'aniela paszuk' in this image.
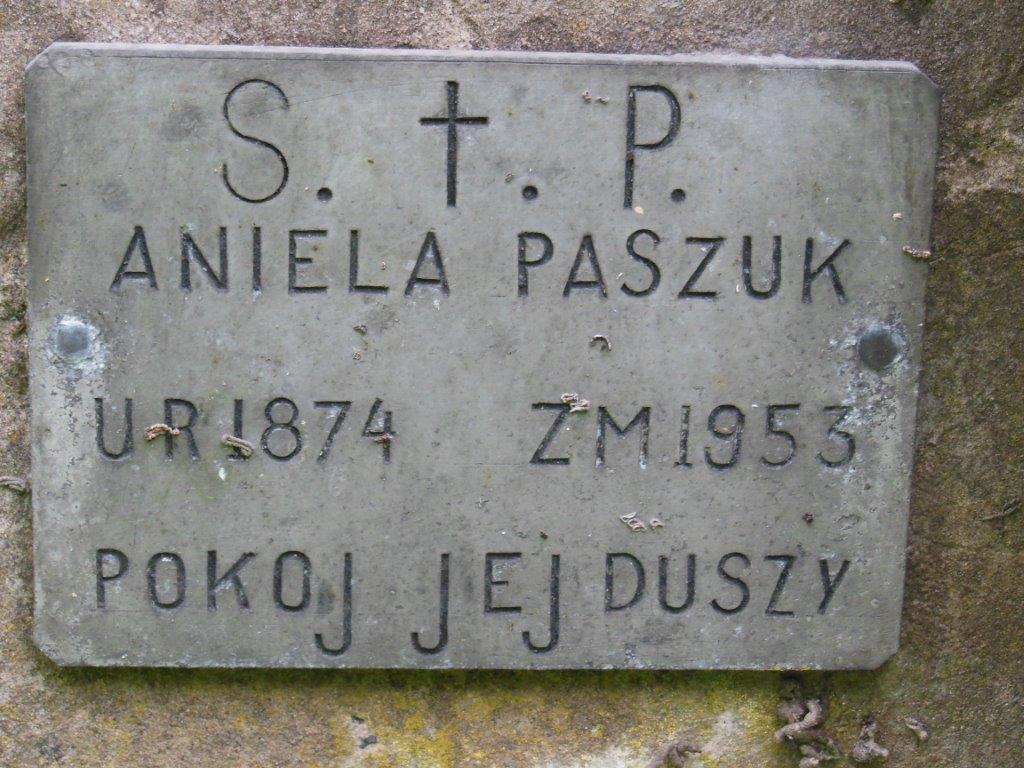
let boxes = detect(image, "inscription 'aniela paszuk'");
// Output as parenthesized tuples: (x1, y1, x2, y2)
(27, 44, 938, 669)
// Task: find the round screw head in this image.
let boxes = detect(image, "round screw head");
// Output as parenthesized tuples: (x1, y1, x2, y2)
(858, 326, 901, 371)
(54, 317, 93, 359)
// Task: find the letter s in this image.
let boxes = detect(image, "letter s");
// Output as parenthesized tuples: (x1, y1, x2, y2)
(221, 79, 289, 203)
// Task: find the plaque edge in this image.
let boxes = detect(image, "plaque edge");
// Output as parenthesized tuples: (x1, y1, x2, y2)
(25, 41, 940, 97)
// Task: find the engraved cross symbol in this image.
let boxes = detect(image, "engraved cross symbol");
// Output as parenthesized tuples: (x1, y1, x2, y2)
(419, 81, 489, 207)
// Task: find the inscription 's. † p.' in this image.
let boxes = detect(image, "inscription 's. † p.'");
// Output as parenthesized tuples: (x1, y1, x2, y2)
(25, 43, 938, 669)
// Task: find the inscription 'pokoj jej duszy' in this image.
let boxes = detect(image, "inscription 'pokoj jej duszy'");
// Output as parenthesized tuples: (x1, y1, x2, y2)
(26, 44, 938, 668)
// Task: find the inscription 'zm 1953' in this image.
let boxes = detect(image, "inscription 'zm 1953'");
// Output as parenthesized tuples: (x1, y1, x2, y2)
(27, 44, 937, 669)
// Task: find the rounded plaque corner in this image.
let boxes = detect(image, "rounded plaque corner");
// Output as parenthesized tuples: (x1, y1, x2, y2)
(25, 42, 95, 85)
(32, 625, 81, 668)
(906, 64, 942, 105)
(24, 53, 48, 86)
(862, 640, 900, 670)
(25, 42, 67, 79)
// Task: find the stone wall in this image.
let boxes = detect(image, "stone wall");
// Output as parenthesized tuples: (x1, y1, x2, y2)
(0, 1, 1020, 766)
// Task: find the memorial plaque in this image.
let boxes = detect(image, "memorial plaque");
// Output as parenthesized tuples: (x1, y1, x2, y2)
(27, 43, 938, 668)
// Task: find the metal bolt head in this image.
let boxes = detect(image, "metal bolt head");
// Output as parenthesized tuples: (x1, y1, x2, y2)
(858, 326, 901, 371)
(52, 316, 95, 362)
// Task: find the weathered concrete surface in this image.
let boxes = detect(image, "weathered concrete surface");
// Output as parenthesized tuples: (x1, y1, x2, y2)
(0, 0, 1020, 765)
(26, 45, 937, 670)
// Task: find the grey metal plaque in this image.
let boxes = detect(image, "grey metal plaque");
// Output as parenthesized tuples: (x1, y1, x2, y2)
(26, 43, 938, 668)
